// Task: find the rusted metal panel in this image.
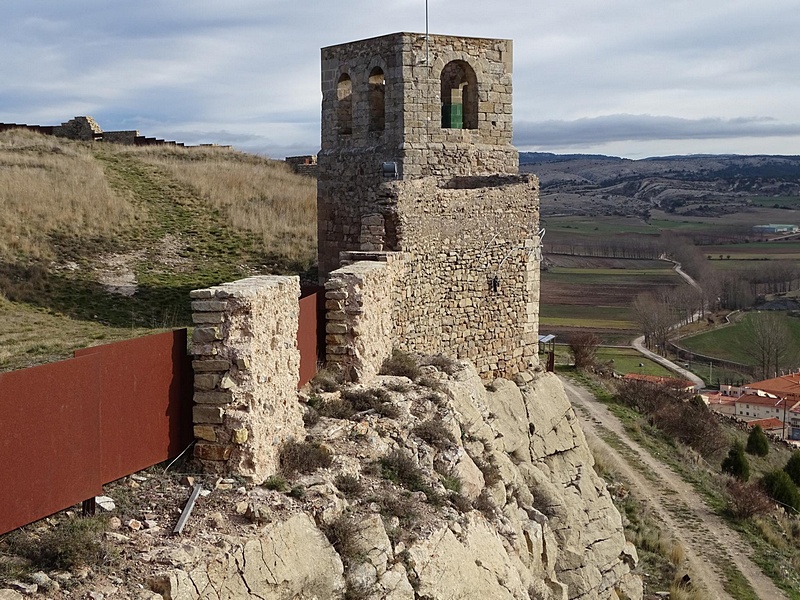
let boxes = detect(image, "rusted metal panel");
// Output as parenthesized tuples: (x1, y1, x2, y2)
(0, 355, 102, 536)
(298, 287, 324, 388)
(75, 329, 193, 484)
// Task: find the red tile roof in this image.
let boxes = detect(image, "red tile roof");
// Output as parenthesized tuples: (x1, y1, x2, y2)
(746, 373, 800, 399)
(748, 417, 784, 430)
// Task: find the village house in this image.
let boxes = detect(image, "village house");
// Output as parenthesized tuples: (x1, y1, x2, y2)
(707, 373, 800, 440)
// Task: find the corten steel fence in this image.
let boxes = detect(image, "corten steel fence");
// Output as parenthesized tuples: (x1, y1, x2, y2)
(0, 329, 193, 536)
(298, 286, 325, 388)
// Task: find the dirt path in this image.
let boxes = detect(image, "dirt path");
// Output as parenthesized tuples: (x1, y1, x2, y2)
(560, 377, 788, 600)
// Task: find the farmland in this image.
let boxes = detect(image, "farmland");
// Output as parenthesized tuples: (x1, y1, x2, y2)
(539, 255, 685, 345)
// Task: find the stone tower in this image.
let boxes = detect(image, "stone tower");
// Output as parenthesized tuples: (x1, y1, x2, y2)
(318, 32, 540, 378)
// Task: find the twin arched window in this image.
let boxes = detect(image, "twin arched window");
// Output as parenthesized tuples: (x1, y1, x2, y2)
(336, 67, 386, 135)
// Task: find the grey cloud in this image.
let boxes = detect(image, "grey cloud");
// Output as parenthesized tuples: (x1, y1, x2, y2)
(514, 115, 800, 148)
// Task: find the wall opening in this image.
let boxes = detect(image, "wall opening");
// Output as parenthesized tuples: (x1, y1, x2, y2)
(440, 60, 478, 130)
(337, 73, 353, 135)
(368, 67, 386, 132)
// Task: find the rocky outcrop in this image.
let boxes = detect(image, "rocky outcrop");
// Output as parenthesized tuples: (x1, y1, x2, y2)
(109, 362, 641, 600)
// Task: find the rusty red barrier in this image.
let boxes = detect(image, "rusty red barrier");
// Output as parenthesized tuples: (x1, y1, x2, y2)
(0, 330, 192, 536)
(0, 355, 103, 535)
(298, 287, 325, 388)
(75, 329, 193, 483)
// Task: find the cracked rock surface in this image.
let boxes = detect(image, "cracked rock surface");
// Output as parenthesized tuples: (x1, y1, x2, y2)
(1, 362, 641, 600)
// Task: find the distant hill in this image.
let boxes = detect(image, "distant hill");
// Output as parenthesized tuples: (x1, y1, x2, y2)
(520, 152, 800, 218)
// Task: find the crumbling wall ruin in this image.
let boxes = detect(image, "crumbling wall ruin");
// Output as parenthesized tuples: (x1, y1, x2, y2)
(190, 276, 305, 482)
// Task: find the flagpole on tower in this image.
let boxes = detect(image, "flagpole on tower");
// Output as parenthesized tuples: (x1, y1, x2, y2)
(425, 0, 429, 66)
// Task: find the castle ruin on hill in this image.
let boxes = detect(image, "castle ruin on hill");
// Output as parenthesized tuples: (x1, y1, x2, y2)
(189, 32, 544, 474)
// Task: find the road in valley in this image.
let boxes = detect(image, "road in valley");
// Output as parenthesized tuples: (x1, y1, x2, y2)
(561, 376, 788, 600)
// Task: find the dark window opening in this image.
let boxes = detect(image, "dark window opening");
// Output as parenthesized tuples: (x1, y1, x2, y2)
(440, 60, 478, 129)
(368, 67, 385, 132)
(337, 73, 353, 135)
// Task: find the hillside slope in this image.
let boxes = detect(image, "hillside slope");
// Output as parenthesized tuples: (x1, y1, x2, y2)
(0, 129, 316, 370)
(521, 153, 800, 219)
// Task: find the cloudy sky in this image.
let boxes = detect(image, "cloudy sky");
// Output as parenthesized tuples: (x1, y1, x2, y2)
(2, 0, 798, 159)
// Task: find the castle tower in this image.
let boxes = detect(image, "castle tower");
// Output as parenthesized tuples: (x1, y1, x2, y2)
(319, 32, 540, 378)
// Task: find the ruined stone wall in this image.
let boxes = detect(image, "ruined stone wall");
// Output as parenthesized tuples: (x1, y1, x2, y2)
(384, 175, 540, 378)
(53, 116, 103, 141)
(325, 254, 404, 381)
(102, 130, 140, 144)
(190, 276, 305, 483)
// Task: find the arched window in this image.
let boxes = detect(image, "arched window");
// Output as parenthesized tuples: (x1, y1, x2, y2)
(368, 67, 385, 132)
(440, 60, 478, 129)
(337, 73, 353, 135)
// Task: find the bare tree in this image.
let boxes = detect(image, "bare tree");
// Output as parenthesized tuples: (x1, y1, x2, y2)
(740, 312, 793, 380)
(632, 291, 676, 354)
(568, 332, 600, 369)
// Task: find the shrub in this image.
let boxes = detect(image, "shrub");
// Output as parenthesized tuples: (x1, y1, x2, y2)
(416, 374, 445, 391)
(302, 406, 320, 427)
(746, 425, 770, 457)
(473, 489, 497, 520)
(384, 379, 413, 393)
(280, 440, 333, 476)
(567, 331, 600, 369)
(440, 474, 463, 494)
(761, 470, 800, 513)
(379, 450, 426, 492)
(418, 353, 460, 375)
(449, 493, 473, 513)
(323, 515, 359, 564)
(412, 419, 456, 449)
(617, 380, 724, 457)
(375, 491, 421, 526)
(263, 475, 289, 491)
(721, 442, 750, 481)
(342, 387, 399, 419)
(725, 479, 773, 519)
(334, 474, 364, 498)
(311, 368, 343, 393)
(317, 397, 355, 420)
(5, 516, 111, 571)
(784, 451, 800, 487)
(379, 349, 421, 380)
(473, 454, 502, 487)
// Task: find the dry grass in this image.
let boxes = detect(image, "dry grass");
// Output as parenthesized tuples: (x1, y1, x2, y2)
(136, 145, 316, 266)
(0, 130, 138, 260)
(0, 296, 154, 371)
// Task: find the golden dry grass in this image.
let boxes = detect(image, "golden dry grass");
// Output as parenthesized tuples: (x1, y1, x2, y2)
(133, 145, 316, 266)
(0, 130, 138, 260)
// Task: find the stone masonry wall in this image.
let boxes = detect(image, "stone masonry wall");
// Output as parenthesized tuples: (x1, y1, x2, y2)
(387, 174, 540, 378)
(53, 116, 103, 141)
(325, 255, 404, 381)
(190, 276, 305, 483)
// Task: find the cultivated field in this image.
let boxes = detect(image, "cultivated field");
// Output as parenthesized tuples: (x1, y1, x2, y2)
(539, 255, 685, 345)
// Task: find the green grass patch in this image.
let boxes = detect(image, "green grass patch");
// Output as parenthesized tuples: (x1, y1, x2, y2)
(678, 312, 800, 367)
(595, 347, 675, 377)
